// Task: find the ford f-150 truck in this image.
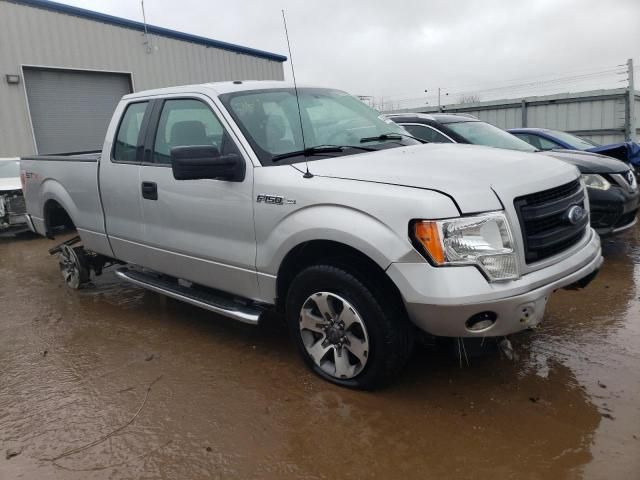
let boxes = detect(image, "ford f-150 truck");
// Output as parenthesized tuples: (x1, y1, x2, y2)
(21, 81, 603, 389)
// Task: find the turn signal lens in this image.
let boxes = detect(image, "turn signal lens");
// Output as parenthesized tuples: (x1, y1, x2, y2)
(410, 212, 520, 282)
(414, 221, 445, 264)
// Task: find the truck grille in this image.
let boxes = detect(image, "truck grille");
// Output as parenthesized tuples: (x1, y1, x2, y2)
(514, 180, 588, 264)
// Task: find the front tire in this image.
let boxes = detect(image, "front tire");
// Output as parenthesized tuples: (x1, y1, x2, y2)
(285, 264, 413, 389)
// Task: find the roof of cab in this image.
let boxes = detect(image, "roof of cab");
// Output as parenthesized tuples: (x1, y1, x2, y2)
(508, 128, 552, 133)
(386, 112, 479, 124)
(122, 81, 332, 100)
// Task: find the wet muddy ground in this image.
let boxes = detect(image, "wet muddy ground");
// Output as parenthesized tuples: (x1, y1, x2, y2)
(1, 227, 639, 480)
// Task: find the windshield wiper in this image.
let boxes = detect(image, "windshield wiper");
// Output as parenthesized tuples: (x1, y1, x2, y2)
(360, 132, 428, 144)
(271, 145, 377, 162)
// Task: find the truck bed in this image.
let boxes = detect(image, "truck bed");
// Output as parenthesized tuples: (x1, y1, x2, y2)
(21, 151, 111, 256)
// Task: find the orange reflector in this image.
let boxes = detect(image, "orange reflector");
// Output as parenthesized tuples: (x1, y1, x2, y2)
(414, 221, 445, 264)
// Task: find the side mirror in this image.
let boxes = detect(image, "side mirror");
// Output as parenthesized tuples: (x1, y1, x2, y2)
(170, 145, 245, 182)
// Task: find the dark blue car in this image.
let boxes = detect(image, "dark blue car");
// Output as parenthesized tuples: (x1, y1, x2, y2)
(508, 128, 640, 168)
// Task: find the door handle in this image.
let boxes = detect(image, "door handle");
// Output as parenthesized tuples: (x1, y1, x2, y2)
(141, 181, 158, 200)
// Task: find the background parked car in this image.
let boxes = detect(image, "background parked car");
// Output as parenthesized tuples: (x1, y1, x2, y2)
(388, 113, 639, 236)
(0, 158, 28, 234)
(508, 128, 640, 168)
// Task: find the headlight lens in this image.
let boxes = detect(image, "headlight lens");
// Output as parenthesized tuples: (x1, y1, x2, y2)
(628, 170, 638, 190)
(582, 174, 610, 190)
(413, 212, 519, 281)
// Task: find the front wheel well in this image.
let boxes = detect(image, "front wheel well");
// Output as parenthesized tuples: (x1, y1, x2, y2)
(276, 240, 406, 314)
(43, 199, 75, 238)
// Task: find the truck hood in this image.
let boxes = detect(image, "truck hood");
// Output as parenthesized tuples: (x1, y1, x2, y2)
(0, 177, 21, 192)
(542, 149, 630, 174)
(307, 143, 579, 213)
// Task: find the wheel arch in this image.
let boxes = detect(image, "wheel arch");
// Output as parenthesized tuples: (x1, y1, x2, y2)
(43, 197, 75, 238)
(38, 179, 83, 238)
(275, 239, 408, 316)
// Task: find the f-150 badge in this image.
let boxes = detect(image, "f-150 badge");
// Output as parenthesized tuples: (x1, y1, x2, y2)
(256, 194, 296, 205)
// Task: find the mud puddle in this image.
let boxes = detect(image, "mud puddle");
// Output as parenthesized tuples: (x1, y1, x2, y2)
(1, 228, 639, 479)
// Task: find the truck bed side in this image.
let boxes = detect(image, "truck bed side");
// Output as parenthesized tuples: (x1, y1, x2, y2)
(21, 152, 113, 257)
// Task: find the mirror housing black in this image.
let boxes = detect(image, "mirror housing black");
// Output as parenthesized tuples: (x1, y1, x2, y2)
(170, 145, 245, 182)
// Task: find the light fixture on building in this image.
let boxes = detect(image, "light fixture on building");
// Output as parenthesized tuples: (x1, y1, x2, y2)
(6, 74, 20, 85)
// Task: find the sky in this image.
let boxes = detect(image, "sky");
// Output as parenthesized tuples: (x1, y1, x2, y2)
(60, 0, 639, 109)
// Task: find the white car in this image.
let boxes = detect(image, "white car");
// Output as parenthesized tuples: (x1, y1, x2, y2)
(0, 158, 28, 233)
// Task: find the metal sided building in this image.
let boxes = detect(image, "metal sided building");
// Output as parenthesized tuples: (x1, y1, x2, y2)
(390, 88, 640, 145)
(0, 0, 286, 156)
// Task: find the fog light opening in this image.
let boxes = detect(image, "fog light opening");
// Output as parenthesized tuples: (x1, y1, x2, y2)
(466, 311, 497, 332)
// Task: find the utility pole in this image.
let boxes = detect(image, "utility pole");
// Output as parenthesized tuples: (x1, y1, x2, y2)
(437, 88, 449, 112)
(141, 0, 152, 54)
(627, 58, 637, 141)
(425, 88, 447, 111)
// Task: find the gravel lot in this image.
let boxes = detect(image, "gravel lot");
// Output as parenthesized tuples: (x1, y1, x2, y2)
(1, 227, 639, 479)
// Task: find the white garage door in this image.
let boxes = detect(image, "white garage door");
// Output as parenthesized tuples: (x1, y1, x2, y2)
(23, 68, 132, 154)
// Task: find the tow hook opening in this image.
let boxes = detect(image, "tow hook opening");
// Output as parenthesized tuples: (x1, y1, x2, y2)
(465, 311, 497, 332)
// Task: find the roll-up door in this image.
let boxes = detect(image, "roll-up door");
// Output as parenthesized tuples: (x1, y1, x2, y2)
(23, 67, 131, 154)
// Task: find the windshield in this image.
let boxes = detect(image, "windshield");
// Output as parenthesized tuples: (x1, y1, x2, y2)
(219, 88, 419, 165)
(0, 159, 19, 179)
(546, 130, 600, 150)
(446, 121, 537, 152)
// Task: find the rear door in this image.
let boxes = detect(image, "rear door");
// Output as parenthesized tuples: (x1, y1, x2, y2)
(137, 95, 259, 299)
(99, 100, 150, 265)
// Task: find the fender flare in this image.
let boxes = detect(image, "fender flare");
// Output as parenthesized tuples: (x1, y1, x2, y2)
(257, 204, 424, 276)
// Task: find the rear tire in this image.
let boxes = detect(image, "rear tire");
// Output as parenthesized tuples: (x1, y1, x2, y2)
(285, 264, 413, 390)
(58, 244, 90, 289)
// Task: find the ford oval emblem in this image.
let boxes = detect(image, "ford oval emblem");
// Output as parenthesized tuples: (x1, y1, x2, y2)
(565, 205, 585, 225)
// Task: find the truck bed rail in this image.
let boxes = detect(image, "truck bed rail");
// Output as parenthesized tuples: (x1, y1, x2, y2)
(21, 152, 101, 162)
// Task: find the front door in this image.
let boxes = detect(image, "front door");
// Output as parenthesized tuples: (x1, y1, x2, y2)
(138, 95, 259, 299)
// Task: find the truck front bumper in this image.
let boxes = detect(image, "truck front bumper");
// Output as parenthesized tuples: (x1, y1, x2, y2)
(387, 228, 603, 337)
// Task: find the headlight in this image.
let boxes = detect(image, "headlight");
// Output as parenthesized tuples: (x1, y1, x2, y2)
(628, 169, 638, 190)
(582, 174, 610, 190)
(412, 212, 519, 282)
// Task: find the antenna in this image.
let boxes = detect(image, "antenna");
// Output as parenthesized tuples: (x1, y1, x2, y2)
(141, 1, 152, 54)
(281, 10, 312, 178)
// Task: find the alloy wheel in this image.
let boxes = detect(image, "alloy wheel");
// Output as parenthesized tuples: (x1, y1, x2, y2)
(299, 291, 370, 379)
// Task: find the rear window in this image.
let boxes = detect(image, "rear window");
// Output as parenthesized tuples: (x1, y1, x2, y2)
(113, 102, 148, 162)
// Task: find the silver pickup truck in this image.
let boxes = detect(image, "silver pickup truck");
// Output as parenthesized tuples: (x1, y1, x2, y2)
(22, 81, 603, 389)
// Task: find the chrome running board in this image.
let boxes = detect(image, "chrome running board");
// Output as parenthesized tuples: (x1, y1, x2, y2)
(115, 267, 263, 325)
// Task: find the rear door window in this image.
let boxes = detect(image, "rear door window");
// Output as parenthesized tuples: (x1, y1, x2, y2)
(536, 136, 563, 150)
(514, 133, 561, 150)
(402, 124, 453, 143)
(113, 102, 148, 162)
